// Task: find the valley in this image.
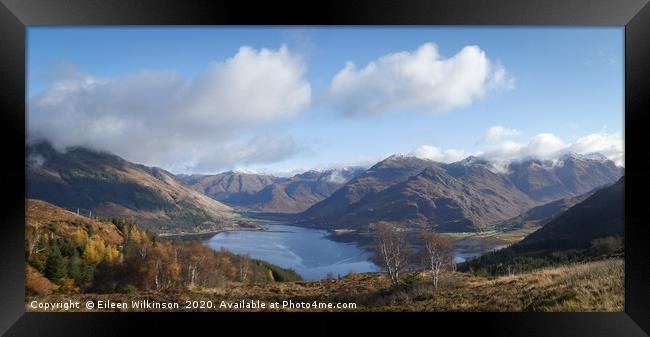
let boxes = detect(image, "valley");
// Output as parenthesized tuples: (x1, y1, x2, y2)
(25, 142, 625, 312)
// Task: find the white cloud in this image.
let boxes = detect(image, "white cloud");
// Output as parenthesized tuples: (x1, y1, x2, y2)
(328, 42, 513, 117)
(569, 132, 624, 166)
(28, 45, 311, 172)
(411, 145, 475, 163)
(480, 131, 624, 166)
(181, 134, 304, 174)
(482, 126, 523, 142)
(482, 133, 567, 161)
(412, 130, 624, 169)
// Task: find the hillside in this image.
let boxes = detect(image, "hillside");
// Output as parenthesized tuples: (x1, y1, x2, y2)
(28, 258, 623, 312)
(299, 155, 437, 225)
(494, 189, 595, 231)
(183, 168, 364, 213)
(517, 176, 624, 251)
(315, 165, 534, 232)
(507, 153, 623, 202)
(27, 142, 241, 233)
(460, 177, 624, 274)
(298, 154, 622, 232)
(25, 199, 301, 296)
(177, 171, 278, 204)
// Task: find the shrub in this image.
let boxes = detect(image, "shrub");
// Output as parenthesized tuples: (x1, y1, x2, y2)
(58, 277, 78, 294)
(591, 236, 624, 255)
(122, 284, 139, 294)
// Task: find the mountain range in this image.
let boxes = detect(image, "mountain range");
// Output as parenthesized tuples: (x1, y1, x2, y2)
(27, 142, 623, 233)
(179, 167, 365, 213)
(507, 152, 622, 202)
(298, 154, 623, 232)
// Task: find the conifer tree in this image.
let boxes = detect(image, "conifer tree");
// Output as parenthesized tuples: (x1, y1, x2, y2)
(45, 243, 67, 282)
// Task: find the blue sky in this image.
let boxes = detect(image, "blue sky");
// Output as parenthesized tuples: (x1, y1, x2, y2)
(27, 27, 624, 174)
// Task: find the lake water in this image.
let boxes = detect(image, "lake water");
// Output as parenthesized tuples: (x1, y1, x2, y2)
(206, 224, 508, 280)
(453, 239, 510, 263)
(206, 224, 380, 280)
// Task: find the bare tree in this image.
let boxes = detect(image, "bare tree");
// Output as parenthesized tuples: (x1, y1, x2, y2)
(373, 222, 411, 286)
(239, 253, 250, 283)
(419, 232, 453, 289)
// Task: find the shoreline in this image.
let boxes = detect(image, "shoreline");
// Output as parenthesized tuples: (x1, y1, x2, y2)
(158, 226, 266, 239)
(157, 217, 292, 239)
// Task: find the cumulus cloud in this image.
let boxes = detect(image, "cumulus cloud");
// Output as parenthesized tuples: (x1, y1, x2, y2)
(328, 42, 513, 117)
(178, 134, 305, 174)
(569, 132, 624, 166)
(483, 133, 567, 161)
(411, 145, 475, 163)
(480, 132, 624, 166)
(481, 126, 523, 143)
(28, 45, 311, 172)
(413, 130, 624, 167)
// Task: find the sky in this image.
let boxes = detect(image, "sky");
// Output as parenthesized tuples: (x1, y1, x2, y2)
(27, 27, 624, 175)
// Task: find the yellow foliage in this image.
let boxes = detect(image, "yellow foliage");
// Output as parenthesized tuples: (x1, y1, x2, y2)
(83, 236, 106, 265)
(129, 228, 147, 245)
(83, 235, 122, 264)
(104, 245, 122, 263)
(58, 277, 78, 294)
(71, 228, 88, 247)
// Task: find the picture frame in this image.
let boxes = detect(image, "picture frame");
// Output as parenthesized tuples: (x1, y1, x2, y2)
(0, 0, 648, 335)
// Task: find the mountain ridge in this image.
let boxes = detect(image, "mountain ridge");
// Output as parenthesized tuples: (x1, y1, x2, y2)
(298, 153, 623, 232)
(27, 142, 243, 233)
(182, 167, 365, 213)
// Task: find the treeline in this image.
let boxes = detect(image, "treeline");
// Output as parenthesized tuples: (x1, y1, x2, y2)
(26, 217, 301, 296)
(458, 235, 624, 276)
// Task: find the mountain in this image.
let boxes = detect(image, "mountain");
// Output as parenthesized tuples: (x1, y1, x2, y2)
(27, 142, 241, 233)
(184, 168, 365, 213)
(494, 189, 596, 231)
(299, 153, 623, 232)
(299, 155, 437, 224)
(507, 153, 623, 202)
(460, 176, 624, 274)
(442, 156, 535, 213)
(177, 171, 279, 204)
(514, 176, 624, 251)
(302, 159, 536, 232)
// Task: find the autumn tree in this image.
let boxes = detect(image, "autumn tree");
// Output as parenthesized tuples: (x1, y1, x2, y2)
(238, 253, 251, 283)
(419, 232, 453, 289)
(27, 231, 50, 273)
(83, 236, 107, 265)
(373, 222, 411, 286)
(127, 241, 181, 290)
(177, 242, 210, 288)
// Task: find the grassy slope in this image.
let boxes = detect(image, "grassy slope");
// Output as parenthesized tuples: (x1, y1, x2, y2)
(28, 258, 623, 312)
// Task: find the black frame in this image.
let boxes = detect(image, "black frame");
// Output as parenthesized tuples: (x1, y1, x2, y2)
(1, 0, 649, 336)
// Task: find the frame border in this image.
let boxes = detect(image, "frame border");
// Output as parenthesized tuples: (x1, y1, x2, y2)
(0, 0, 648, 335)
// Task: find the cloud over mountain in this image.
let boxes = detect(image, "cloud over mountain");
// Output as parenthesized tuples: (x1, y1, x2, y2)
(413, 129, 624, 167)
(28, 45, 311, 172)
(410, 145, 474, 163)
(328, 43, 513, 117)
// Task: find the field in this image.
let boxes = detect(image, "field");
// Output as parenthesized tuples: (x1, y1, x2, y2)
(27, 258, 623, 312)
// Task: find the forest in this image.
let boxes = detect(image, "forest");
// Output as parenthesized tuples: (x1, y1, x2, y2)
(25, 200, 301, 296)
